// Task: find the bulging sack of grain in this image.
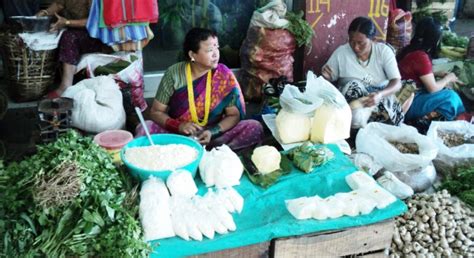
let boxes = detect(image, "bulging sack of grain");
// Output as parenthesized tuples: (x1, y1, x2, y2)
(356, 122, 438, 172)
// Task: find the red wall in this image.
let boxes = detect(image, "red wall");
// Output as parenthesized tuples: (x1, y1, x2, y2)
(304, 0, 390, 74)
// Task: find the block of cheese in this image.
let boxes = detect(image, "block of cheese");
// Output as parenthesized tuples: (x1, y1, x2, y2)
(310, 103, 351, 143)
(276, 109, 311, 144)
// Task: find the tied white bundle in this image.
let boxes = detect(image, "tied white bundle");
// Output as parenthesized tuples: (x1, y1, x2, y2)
(125, 144, 198, 171)
(199, 145, 243, 188)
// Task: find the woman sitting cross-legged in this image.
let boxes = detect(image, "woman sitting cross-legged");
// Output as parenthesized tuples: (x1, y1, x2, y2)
(321, 16, 406, 126)
(136, 28, 264, 151)
(397, 17, 465, 133)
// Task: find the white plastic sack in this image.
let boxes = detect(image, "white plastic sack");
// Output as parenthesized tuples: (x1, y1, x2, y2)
(305, 71, 347, 108)
(279, 84, 323, 116)
(76, 53, 147, 111)
(427, 121, 474, 172)
(62, 76, 126, 133)
(356, 122, 438, 172)
(249, 0, 289, 28)
(198, 145, 243, 188)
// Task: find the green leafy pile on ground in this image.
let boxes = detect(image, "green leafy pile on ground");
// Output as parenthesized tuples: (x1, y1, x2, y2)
(0, 130, 149, 257)
(440, 165, 474, 208)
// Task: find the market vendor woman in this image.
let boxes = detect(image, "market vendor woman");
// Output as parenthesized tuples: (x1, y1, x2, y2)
(36, 0, 106, 98)
(397, 17, 465, 133)
(136, 28, 264, 151)
(321, 17, 405, 125)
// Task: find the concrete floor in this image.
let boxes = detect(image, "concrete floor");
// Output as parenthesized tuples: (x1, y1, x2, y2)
(0, 18, 473, 161)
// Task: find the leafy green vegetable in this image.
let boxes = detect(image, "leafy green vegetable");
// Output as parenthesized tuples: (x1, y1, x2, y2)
(243, 154, 292, 188)
(285, 11, 314, 47)
(0, 130, 149, 257)
(442, 31, 469, 48)
(287, 142, 334, 173)
(452, 60, 474, 90)
(412, 8, 448, 26)
(440, 165, 474, 207)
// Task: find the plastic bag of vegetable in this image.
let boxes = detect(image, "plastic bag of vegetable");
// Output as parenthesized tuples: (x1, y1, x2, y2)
(356, 122, 438, 172)
(426, 121, 474, 176)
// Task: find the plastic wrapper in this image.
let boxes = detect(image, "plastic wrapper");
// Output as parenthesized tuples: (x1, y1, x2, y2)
(376, 171, 414, 199)
(391, 162, 437, 193)
(166, 169, 198, 198)
(349, 153, 384, 176)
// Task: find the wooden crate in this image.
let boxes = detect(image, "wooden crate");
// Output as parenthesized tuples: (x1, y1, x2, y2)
(193, 242, 270, 258)
(271, 220, 394, 257)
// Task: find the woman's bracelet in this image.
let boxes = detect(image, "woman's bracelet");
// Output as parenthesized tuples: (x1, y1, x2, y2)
(165, 118, 181, 133)
(209, 125, 222, 138)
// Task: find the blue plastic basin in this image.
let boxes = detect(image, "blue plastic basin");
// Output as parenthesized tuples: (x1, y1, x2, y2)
(121, 134, 204, 181)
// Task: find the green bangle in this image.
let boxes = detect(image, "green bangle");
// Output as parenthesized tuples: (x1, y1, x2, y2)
(209, 125, 222, 138)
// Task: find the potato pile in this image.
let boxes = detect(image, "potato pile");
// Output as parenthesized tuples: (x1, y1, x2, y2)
(390, 190, 474, 257)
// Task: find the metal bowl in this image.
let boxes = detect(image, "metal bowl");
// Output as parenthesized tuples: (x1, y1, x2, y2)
(9, 16, 52, 33)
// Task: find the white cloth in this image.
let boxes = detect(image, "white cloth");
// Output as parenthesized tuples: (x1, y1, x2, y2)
(62, 76, 126, 133)
(325, 42, 401, 89)
(249, 0, 288, 28)
(19, 30, 65, 51)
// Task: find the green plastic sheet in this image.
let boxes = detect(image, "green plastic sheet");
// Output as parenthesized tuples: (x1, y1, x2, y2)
(150, 145, 407, 257)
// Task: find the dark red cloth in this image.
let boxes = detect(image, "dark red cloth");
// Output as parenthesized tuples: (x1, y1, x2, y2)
(102, 0, 158, 28)
(398, 50, 433, 86)
(59, 29, 105, 65)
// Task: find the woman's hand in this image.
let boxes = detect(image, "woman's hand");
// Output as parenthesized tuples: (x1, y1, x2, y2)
(363, 92, 382, 107)
(321, 65, 333, 81)
(36, 9, 49, 17)
(49, 13, 68, 32)
(444, 72, 464, 88)
(196, 130, 212, 145)
(179, 122, 202, 135)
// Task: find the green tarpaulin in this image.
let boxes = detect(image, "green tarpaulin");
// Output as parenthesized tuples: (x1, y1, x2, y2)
(150, 144, 407, 257)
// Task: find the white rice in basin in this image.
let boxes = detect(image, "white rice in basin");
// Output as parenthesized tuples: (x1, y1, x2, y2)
(125, 144, 198, 171)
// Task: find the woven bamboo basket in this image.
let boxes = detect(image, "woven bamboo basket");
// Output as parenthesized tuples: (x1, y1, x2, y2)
(0, 32, 57, 102)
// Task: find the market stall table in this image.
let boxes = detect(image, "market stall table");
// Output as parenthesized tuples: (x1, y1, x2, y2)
(149, 144, 406, 257)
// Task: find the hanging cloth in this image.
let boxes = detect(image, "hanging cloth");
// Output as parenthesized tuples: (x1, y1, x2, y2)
(87, 0, 150, 46)
(102, 0, 159, 28)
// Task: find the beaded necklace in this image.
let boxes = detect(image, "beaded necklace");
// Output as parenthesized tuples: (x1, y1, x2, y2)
(186, 63, 212, 126)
